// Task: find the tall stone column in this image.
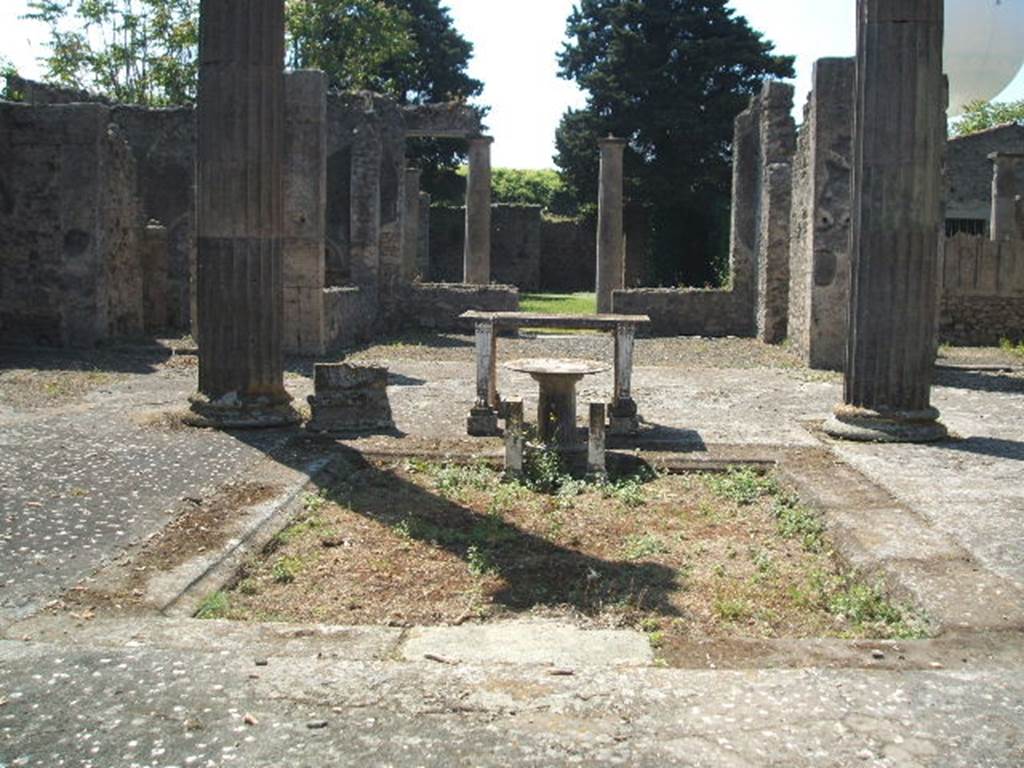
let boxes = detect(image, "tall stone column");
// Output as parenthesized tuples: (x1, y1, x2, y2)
(463, 135, 493, 284)
(825, 0, 946, 443)
(401, 168, 422, 282)
(596, 137, 626, 314)
(188, 0, 296, 427)
(989, 152, 1024, 242)
(282, 69, 327, 356)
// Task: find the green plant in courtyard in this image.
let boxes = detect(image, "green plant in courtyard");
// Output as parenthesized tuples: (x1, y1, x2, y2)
(623, 533, 668, 561)
(195, 591, 230, 620)
(1000, 338, 1024, 358)
(272, 556, 305, 584)
(706, 468, 778, 505)
(772, 497, 826, 553)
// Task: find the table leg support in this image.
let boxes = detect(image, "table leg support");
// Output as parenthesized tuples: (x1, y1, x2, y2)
(467, 320, 501, 436)
(610, 323, 639, 435)
(588, 402, 607, 479)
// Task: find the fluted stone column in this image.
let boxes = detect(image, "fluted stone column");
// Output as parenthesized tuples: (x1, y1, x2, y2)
(596, 137, 626, 314)
(989, 152, 1024, 242)
(463, 135, 493, 284)
(188, 0, 297, 427)
(825, 0, 946, 443)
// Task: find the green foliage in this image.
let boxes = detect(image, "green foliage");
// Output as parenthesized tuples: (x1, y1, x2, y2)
(820, 575, 925, 638)
(622, 533, 668, 561)
(490, 168, 579, 215)
(432, 461, 498, 498)
(714, 597, 750, 622)
(999, 337, 1024, 358)
(272, 556, 304, 584)
(195, 591, 230, 619)
(26, 0, 199, 106)
(951, 100, 1024, 138)
(706, 468, 778, 506)
(519, 292, 598, 316)
(772, 496, 826, 553)
(554, 0, 794, 286)
(1, 57, 23, 102)
(286, 0, 417, 95)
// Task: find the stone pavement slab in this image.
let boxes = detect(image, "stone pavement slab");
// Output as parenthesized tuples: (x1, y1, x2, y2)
(1, 637, 1022, 767)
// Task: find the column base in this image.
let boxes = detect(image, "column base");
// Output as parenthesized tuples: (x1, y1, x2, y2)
(608, 399, 639, 436)
(467, 406, 500, 437)
(824, 404, 948, 444)
(185, 392, 301, 430)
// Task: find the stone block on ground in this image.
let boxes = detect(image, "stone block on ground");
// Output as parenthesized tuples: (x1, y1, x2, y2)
(307, 363, 394, 433)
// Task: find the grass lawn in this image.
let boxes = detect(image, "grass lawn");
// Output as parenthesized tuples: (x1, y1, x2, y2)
(519, 292, 597, 316)
(202, 457, 926, 654)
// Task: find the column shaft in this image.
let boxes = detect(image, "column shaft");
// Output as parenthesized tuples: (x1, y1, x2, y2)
(596, 137, 626, 314)
(827, 0, 946, 442)
(463, 136, 493, 284)
(192, 0, 295, 425)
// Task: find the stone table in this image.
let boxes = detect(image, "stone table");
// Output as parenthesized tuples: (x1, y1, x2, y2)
(504, 358, 609, 446)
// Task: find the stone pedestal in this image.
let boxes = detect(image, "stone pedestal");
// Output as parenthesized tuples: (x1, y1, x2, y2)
(609, 322, 639, 434)
(596, 137, 626, 314)
(587, 402, 608, 478)
(141, 222, 169, 333)
(989, 152, 1024, 242)
(307, 363, 393, 433)
(463, 136, 493, 284)
(188, 0, 298, 428)
(504, 399, 525, 478)
(825, 0, 947, 443)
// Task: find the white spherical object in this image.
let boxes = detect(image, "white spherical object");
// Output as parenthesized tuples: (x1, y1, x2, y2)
(946, 0, 1024, 115)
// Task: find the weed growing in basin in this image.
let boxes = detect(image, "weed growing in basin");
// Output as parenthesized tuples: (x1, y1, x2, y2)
(623, 533, 669, 561)
(715, 597, 751, 622)
(467, 544, 497, 576)
(196, 591, 230, 619)
(433, 461, 498, 498)
(272, 556, 304, 584)
(808, 572, 927, 639)
(706, 467, 778, 505)
(303, 491, 328, 513)
(773, 496, 826, 553)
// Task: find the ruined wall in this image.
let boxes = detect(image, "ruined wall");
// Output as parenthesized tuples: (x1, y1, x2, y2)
(940, 234, 1024, 344)
(614, 83, 787, 337)
(539, 217, 597, 292)
(947, 124, 1024, 225)
(755, 82, 796, 343)
(109, 106, 195, 332)
(403, 283, 519, 332)
(787, 58, 855, 371)
(429, 204, 542, 289)
(0, 103, 143, 347)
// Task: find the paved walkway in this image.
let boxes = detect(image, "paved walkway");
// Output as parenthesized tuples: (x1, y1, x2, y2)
(0, 336, 1022, 766)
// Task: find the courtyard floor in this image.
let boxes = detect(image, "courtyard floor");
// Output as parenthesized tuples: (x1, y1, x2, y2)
(1, 334, 1022, 766)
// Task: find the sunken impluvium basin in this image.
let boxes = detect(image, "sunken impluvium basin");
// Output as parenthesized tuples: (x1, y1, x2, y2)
(197, 450, 928, 655)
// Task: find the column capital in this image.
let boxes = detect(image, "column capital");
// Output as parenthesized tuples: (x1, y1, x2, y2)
(598, 135, 627, 148)
(467, 134, 494, 145)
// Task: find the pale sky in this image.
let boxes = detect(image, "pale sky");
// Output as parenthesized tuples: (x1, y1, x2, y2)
(2, 0, 1024, 168)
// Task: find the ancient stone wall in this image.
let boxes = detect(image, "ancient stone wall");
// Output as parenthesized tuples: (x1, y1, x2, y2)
(947, 124, 1024, 225)
(940, 234, 1024, 344)
(429, 205, 542, 289)
(787, 58, 855, 370)
(613, 85, 785, 337)
(612, 287, 751, 337)
(403, 283, 519, 331)
(539, 217, 597, 292)
(0, 103, 143, 347)
(109, 106, 196, 332)
(755, 81, 796, 343)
